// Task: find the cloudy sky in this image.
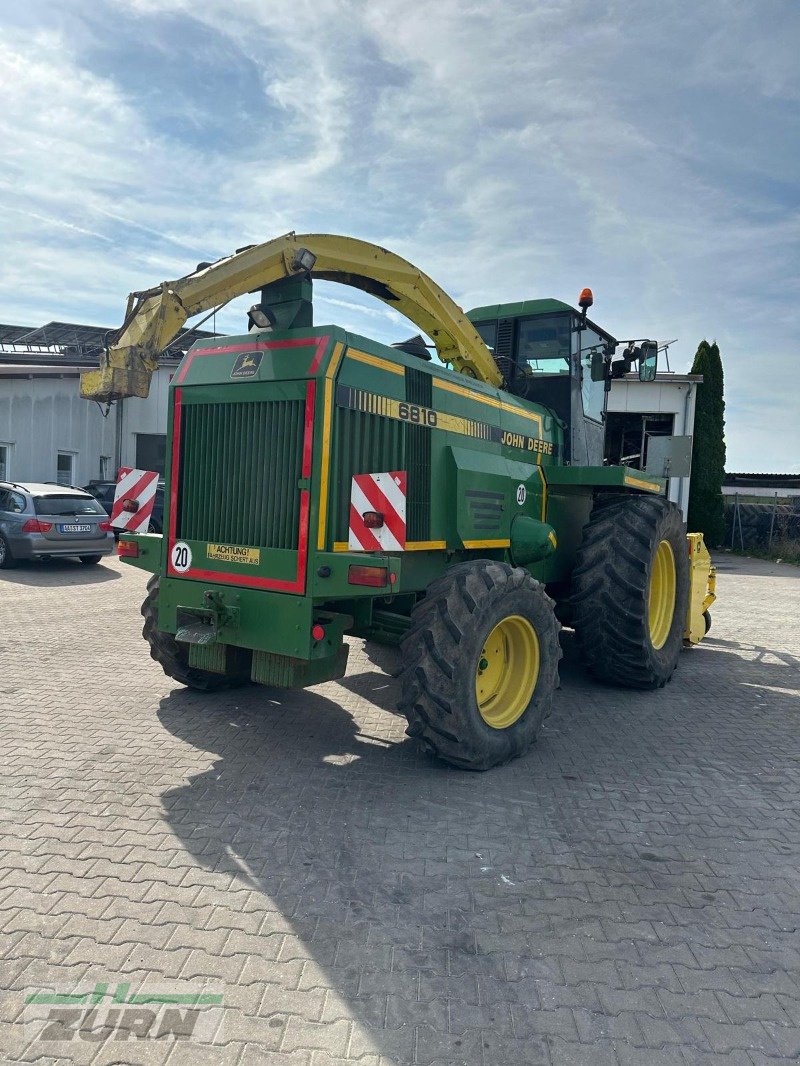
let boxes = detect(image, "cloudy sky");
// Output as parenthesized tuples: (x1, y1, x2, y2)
(1, 0, 797, 471)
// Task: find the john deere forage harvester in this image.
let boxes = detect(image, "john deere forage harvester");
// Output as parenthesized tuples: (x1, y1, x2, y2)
(81, 233, 715, 769)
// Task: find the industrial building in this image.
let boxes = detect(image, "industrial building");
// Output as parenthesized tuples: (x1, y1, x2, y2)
(0, 322, 210, 487)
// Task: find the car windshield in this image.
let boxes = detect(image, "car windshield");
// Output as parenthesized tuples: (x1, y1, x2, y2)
(34, 494, 106, 516)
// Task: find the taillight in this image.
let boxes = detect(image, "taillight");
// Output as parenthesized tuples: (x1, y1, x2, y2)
(22, 519, 52, 533)
(311, 624, 326, 642)
(362, 510, 385, 529)
(122, 498, 139, 513)
(99, 520, 113, 532)
(118, 540, 139, 558)
(348, 564, 388, 587)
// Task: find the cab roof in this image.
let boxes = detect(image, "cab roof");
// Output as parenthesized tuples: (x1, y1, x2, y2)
(466, 298, 617, 346)
(467, 298, 575, 321)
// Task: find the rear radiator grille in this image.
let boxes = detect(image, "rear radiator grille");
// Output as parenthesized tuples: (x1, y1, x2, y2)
(177, 399, 304, 549)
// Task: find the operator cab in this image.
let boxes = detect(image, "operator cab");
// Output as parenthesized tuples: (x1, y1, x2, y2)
(467, 298, 656, 468)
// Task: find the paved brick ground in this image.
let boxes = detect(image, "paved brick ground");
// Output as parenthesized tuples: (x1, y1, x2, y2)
(1, 552, 799, 1065)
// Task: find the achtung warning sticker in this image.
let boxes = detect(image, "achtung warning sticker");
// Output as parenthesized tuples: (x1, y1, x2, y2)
(206, 543, 261, 565)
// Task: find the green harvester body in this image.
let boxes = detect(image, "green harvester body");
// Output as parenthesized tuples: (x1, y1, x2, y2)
(124, 289, 666, 686)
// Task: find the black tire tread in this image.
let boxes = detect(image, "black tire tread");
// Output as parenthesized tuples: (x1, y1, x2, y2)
(571, 494, 689, 689)
(398, 560, 562, 771)
(0, 535, 16, 569)
(141, 575, 248, 691)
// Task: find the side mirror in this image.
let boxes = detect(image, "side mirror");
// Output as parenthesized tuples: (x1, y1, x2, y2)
(639, 340, 658, 382)
(590, 351, 606, 382)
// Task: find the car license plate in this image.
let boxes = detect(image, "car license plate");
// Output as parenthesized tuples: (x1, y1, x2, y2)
(60, 523, 93, 534)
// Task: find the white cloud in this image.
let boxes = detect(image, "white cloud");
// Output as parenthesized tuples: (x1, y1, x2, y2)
(0, 2, 797, 471)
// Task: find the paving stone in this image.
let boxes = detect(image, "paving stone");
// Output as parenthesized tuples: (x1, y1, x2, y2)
(2, 553, 800, 1066)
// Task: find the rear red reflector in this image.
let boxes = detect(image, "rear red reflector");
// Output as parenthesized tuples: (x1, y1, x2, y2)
(362, 510, 384, 529)
(99, 520, 113, 532)
(22, 519, 52, 533)
(311, 624, 326, 641)
(118, 540, 139, 558)
(348, 564, 388, 587)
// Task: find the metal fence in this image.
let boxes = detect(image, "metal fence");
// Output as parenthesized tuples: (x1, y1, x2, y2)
(725, 493, 800, 550)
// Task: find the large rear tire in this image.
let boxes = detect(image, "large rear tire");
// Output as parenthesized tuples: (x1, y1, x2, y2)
(398, 560, 561, 771)
(141, 575, 250, 691)
(571, 494, 689, 689)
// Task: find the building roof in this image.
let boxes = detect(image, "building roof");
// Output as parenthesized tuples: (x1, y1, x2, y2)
(612, 372, 703, 383)
(725, 472, 800, 487)
(0, 319, 216, 365)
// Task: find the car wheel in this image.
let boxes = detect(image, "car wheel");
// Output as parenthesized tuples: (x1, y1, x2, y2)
(0, 536, 16, 569)
(79, 554, 103, 565)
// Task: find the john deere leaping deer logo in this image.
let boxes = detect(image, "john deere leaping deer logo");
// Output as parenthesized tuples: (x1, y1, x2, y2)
(231, 351, 263, 378)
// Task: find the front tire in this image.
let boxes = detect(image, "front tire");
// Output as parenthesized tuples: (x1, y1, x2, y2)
(141, 575, 250, 691)
(571, 494, 689, 688)
(398, 560, 561, 770)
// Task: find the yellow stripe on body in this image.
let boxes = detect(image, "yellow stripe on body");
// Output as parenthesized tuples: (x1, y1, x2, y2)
(316, 342, 346, 550)
(433, 377, 544, 433)
(537, 465, 548, 522)
(462, 538, 511, 549)
(347, 349, 405, 376)
(623, 474, 662, 493)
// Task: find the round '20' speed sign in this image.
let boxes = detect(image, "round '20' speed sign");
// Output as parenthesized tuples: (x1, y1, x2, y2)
(171, 541, 192, 573)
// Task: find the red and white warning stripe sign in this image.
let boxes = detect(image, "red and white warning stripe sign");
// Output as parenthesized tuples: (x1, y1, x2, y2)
(349, 471, 407, 552)
(110, 467, 159, 532)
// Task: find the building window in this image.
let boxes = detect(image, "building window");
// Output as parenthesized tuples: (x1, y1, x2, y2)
(0, 444, 10, 482)
(135, 434, 166, 477)
(57, 451, 76, 486)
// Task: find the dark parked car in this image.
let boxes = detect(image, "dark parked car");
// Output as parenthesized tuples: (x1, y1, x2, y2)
(82, 480, 165, 533)
(0, 483, 115, 567)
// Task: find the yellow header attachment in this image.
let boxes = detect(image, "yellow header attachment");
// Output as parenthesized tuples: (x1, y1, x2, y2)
(80, 232, 501, 401)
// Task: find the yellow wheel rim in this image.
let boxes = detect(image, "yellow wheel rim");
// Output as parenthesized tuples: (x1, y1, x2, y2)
(476, 615, 540, 730)
(648, 539, 676, 649)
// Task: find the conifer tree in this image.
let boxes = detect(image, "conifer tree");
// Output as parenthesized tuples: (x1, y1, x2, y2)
(687, 340, 726, 546)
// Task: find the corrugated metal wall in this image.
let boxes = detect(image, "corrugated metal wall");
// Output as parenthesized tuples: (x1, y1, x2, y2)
(0, 375, 115, 485)
(0, 365, 176, 486)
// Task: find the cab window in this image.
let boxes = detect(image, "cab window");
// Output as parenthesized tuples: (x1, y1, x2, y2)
(474, 321, 497, 350)
(576, 323, 607, 423)
(516, 314, 571, 374)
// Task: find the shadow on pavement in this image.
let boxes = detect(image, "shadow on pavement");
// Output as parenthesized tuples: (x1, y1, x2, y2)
(153, 621, 799, 1062)
(336, 670, 403, 713)
(0, 557, 120, 587)
(711, 553, 800, 579)
(155, 681, 520, 1063)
